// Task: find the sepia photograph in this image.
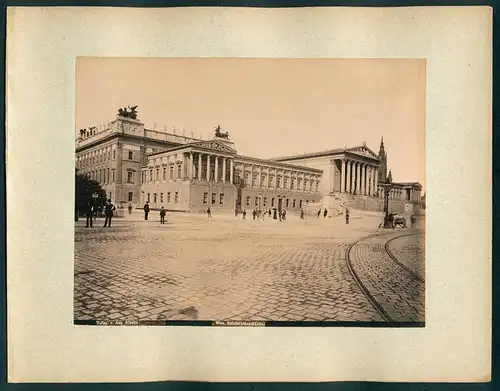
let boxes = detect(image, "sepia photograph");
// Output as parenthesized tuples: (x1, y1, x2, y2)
(73, 57, 426, 326)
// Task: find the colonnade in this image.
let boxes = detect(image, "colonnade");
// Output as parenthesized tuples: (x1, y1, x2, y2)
(334, 158, 379, 196)
(235, 162, 321, 193)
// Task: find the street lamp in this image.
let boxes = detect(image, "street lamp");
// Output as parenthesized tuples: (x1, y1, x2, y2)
(382, 176, 394, 228)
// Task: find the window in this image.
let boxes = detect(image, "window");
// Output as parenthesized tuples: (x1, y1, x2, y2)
(284, 178, 288, 189)
(286, 199, 289, 208)
(299, 200, 303, 208)
(255, 197, 259, 206)
(154, 193, 157, 203)
(211, 193, 216, 205)
(127, 171, 133, 183)
(107, 152, 110, 160)
(277, 177, 281, 189)
(167, 192, 171, 203)
(113, 150, 116, 159)
(177, 165, 182, 179)
(291, 179, 295, 190)
(147, 193, 150, 202)
(170, 166, 174, 179)
(128, 192, 133, 202)
(246, 196, 251, 206)
(293, 199, 296, 208)
(150, 169, 153, 181)
(175, 192, 179, 203)
(263, 197, 267, 207)
(163, 167, 167, 180)
(128, 151, 133, 160)
(272, 198, 275, 207)
(219, 193, 224, 205)
(112, 170, 115, 182)
(156, 169, 159, 180)
(203, 192, 208, 204)
(160, 193, 164, 202)
(107, 169, 110, 184)
(252, 175, 257, 187)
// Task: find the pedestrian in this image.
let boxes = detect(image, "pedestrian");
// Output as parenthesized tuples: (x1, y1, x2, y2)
(128, 203, 132, 215)
(317, 209, 321, 218)
(207, 207, 212, 218)
(160, 206, 166, 224)
(300, 209, 304, 219)
(85, 200, 94, 228)
(323, 209, 328, 218)
(345, 208, 350, 224)
(242, 209, 247, 219)
(273, 208, 278, 220)
(282, 210, 287, 221)
(252, 210, 256, 220)
(235, 208, 238, 217)
(144, 201, 150, 220)
(103, 199, 115, 227)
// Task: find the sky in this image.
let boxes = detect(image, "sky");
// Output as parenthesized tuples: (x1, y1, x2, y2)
(76, 57, 425, 186)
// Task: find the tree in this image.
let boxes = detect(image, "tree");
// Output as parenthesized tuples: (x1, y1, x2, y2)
(75, 169, 107, 221)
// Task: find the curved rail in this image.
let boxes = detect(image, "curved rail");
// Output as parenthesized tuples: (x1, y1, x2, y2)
(345, 233, 393, 322)
(345, 230, 423, 323)
(385, 232, 424, 283)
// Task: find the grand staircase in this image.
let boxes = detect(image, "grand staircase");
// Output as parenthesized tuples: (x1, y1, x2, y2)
(303, 193, 385, 219)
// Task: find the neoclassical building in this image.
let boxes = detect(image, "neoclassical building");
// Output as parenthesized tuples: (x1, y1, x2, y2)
(140, 137, 323, 213)
(76, 114, 322, 213)
(75, 110, 422, 214)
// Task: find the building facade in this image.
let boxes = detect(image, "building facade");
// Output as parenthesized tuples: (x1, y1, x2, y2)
(75, 116, 198, 207)
(75, 112, 422, 214)
(140, 137, 323, 213)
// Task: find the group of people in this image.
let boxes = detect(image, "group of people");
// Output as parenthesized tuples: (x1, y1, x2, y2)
(317, 208, 350, 224)
(143, 201, 167, 224)
(84, 199, 116, 228)
(232, 207, 291, 222)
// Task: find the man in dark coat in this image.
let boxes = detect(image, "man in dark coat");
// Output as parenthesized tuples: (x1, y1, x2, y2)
(160, 206, 166, 224)
(345, 208, 350, 224)
(317, 209, 321, 218)
(144, 201, 150, 220)
(103, 199, 115, 227)
(85, 201, 94, 228)
(323, 209, 328, 218)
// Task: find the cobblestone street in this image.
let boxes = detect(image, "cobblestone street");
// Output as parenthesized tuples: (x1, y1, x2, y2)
(74, 211, 425, 323)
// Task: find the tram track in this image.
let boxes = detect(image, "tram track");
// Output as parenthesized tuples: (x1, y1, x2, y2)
(345, 230, 423, 323)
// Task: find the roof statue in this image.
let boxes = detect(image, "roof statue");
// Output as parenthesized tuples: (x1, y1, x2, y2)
(117, 105, 139, 119)
(214, 125, 230, 140)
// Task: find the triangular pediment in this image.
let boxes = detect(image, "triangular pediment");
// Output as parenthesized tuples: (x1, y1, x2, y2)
(348, 145, 380, 159)
(191, 140, 237, 154)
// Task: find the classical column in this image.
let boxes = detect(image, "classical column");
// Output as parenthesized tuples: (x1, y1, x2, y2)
(197, 153, 202, 180)
(346, 160, 352, 194)
(229, 159, 234, 184)
(340, 159, 346, 193)
(214, 156, 219, 182)
(374, 167, 379, 196)
(222, 157, 227, 183)
(189, 152, 194, 179)
(368, 166, 373, 196)
(206, 154, 210, 181)
(361, 164, 366, 195)
(356, 162, 361, 194)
